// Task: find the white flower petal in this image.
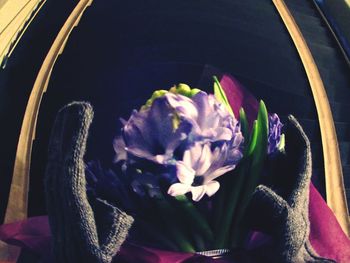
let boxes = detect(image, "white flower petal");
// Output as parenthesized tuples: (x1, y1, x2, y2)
(232, 132, 243, 147)
(190, 185, 207, 201)
(176, 161, 195, 184)
(215, 127, 233, 141)
(196, 143, 212, 175)
(201, 128, 216, 139)
(167, 183, 191, 196)
(155, 154, 166, 163)
(205, 181, 220, 197)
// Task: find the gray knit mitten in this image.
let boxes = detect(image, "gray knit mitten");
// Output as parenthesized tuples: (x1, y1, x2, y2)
(45, 102, 134, 263)
(248, 115, 334, 263)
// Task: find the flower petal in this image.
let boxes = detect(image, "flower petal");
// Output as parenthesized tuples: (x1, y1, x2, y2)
(149, 98, 176, 148)
(268, 113, 283, 154)
(176, 161, 195, 184)
(205, 180, 220, 197)
(165, 93, 198, 118)
(123, 110, 155, 152)
(195, 143, 212, 175)
(191, 92, 212, 127)
(190, 185, 207, 201)
(214, 127, 233, 141)
(113, 137, 127, 162)
(183, 143, 202, 168)
(204, 165, 236, 183)
(126, 147, 162, 163)
(167, 183, 191, 196)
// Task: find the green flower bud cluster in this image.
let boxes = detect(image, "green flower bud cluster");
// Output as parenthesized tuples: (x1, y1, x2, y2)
(169, 83, 201, 98)
(141, 84, 201, 110)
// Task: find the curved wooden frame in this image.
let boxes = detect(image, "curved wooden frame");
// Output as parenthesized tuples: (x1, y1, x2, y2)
(0, 0, 93, 261)
(0, 0, 47, 68)
(1, 0, 349, 261)
(273, 0, 350, 236)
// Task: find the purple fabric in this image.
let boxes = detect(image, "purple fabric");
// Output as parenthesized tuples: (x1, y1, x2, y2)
(0, 216, 51, 254)
(245, 231, 272, 250)
(1, 183, 349, 262)
(309, 183, 350, 262)
(0, 217, 230, 262)
(219, 74, 259, 129)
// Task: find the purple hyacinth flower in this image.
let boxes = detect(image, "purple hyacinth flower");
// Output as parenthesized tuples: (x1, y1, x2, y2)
(85, 161, 134, 211)
(114, 91, 244, 201)
(268, 113, 283, 154)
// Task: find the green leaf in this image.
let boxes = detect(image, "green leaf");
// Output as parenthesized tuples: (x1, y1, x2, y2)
(247, 120, 258, 156)
(230, 100, 269, 248)
(213, 76, 234, 116)
(253, 100, 268, 162)
(239, 108, 249, 141)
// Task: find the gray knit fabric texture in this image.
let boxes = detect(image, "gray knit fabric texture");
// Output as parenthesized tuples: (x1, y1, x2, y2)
(45, 102, 134, 263)
(250, 115, 335, 263)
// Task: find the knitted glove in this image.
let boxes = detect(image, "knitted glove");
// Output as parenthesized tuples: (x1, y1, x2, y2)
(248, 115, 335, 263)
(45, 102, 134, 263)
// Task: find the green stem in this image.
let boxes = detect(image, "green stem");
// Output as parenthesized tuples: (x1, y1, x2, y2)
(174, 195, 214, 243)
(193, 234, 206, 252)
(214, 162, 247, 248)
(136, 220, 179, 251)
(152, 194, 196, 252)
(214, 108, 253, 248)
(213, 180, 227, 242)
(229, 159, 264, 247)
